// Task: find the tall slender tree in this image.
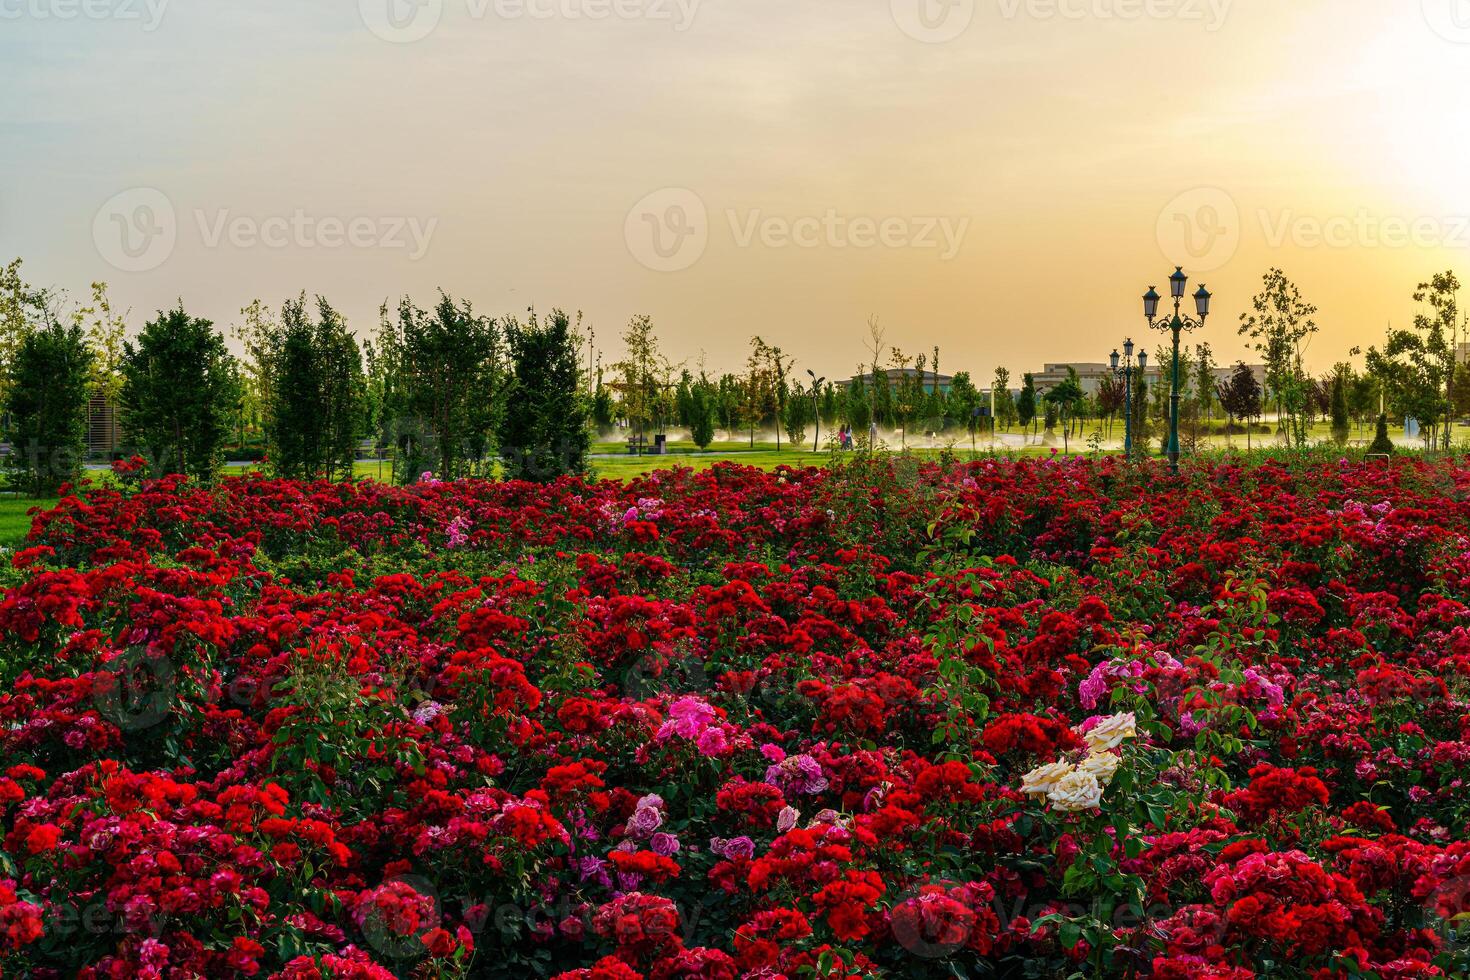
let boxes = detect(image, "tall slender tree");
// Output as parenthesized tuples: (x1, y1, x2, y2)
(1239, 268, 1318, 444)
(2, 319, 93, 496)
(120, 305, 238, 481)
(498, 309, 591, 481)
(261, 295, 365, 480)
(373, 292, 503, 481)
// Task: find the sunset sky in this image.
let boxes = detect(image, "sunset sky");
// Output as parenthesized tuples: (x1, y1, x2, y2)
(4, 0, 1470, 379)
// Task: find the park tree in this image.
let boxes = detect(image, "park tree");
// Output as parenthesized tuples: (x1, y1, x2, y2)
(1347, 369, 1379, 437)
(1369, 413, 1395, 455)
(0, 259, 52, 401)
(992, 367, 1016, 432)
(121, 305, 238, 481)
(260, 295, 365, 480)
(1239, 268, 1318, 444)
(1096, 375, 1125, 441)
(739, 341, 773, 446)
(74, 283, 128, 409)
(1329, 365, 1350, 445)
(1043, 368, 1084, 454)
(845, 376, 872, 438)
(616, 315, 672, 452)
(373, 292, 504, 481)
(498, 309, 591, 482)
(947, 370, 980, 452)
(1217, 362, 1263, 450)
(819, 381, 840, 427)
(2, 319, 93, 497)
(688, 375, 718, 449)
(592, 368, 615, 432)
(716, 374, 742, 435)
(781, 390, 809, 448)
(1017, 373, 1038, 441)
(1192, 341, 1217, 442)
(674, 369, 694, 429)
(1453, 361, 1470, 422)
(890, 348, 917, 446)
(760, 338, 793, 451)
(1367, 272, 1461, 450)
(1130, 374, 1152, 455)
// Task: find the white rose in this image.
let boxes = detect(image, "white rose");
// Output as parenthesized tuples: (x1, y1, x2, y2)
(1020, 761, 1074, 798)
(1082, 712, 1137, 752)
(1077, 752, 1120, 787)
(1047, 770, 1104, 812)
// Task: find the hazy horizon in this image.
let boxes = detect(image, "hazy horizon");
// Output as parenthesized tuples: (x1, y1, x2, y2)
(5, 0, 1470, 378)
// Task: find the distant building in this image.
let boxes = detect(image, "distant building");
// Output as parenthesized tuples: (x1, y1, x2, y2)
(1029, 361, 1266, 398)
(1032, 363, 1114, 397)
(844, 368, 954, 395)
(88, 393, 120, 457)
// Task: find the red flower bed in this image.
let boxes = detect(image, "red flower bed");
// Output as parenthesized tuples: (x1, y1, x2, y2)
(1, 456, 1469, 977)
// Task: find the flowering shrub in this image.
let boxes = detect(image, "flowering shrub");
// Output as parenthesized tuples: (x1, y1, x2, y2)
(0, 455, 1469, 976)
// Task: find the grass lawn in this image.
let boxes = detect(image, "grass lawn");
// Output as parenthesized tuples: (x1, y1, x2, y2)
(0, 496, 53, 549)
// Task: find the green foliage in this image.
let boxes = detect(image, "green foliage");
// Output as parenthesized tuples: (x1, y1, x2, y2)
(1218, 362, 1263, 449)
(992, 366, 1016, 431)
(844, 376, 871, 434)
(1369, 414, 1395, 454)
(2, 319, 93, 496)
(1238, 268, 1318, 437)
(591, 371, 615, 431)
(262, 295, 366, 480)
(373, 292, 505, 482)
(120, 305, 238, 482)
(1017, 372, 1037, 433)
(615, 315, 673, 448)
(0, 259, 53, 403)
(1330, 368, 1350, 445)
(688, 376, 717, 449)
(497, 309, 591, 482)
(1367, 271, 1460, 451)
(1043, 367, 1084, 452)
(781, 388, 809, 447)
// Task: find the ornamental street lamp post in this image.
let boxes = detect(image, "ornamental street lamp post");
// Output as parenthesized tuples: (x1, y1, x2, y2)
(1143, 267, 1211, 475)
(1109, 339, 1147, 459)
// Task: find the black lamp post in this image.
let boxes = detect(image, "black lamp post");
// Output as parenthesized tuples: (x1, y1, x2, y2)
(1144, 267, 1211, 474)
(1109, 339, 1147, 459)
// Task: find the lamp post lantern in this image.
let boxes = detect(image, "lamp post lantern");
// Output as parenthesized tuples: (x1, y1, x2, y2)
(1144, 267, 1211, 474)
(1109, 339, 1146, 459)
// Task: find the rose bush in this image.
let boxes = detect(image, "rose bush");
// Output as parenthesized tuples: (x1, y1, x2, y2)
(0, 454, 1466, 976)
